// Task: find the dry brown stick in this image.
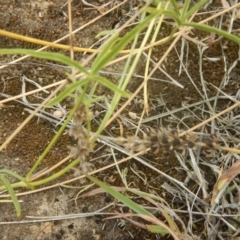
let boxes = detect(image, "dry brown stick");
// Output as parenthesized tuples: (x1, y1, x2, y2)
(68, 0, 74, 61)
(180, 101, 240, 137)
(0, 80, 67, 104)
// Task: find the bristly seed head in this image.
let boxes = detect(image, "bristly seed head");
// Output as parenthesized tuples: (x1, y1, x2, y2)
(161, 136, 169, 145)
(188, 142, 195, 149)
(114, 127, 220, 157)
(68, 105, 92, 172)
(151, 146, 159, 154)
(172, 138, 181, 147)
(151, 136, 159, 143)
(175, 148, 185, 155)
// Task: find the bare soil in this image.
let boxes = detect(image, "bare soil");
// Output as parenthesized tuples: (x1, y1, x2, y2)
(1, 1, 240, 239)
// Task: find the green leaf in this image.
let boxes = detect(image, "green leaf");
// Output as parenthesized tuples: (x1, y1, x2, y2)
(181, 0, 190, 19)
(0, 177, 21, 217)
(47, 75, 129, 107)
(91, 8, 164, 74)
(0, 49, 89, 75)
(146, 224, 169, 234)
(87, 175, 154, 217)
(183, 0, 209, 20)
(129, 188, 169, 205)
(94, 76, 130, 98)
(0, 169, 33, 190)
(182, 22, 240, 44)
(143, 8, 182, 25)
(96, 30, 118, 38)
(170, 0, 181, 15)
(47, 79, 88, 106)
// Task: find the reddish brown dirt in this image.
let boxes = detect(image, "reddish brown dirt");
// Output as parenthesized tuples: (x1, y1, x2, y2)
(1, 1, 240, 239)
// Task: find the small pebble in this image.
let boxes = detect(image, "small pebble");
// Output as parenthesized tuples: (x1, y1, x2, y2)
(53, 110, 64, 118)
(67, 223, 74, 229)
(122, 206, 129, 213)
(104, 195, 112, 203)
(94, 215, 102, 224)
(82, 206, 88, 213)
(128, 111, 137, 120)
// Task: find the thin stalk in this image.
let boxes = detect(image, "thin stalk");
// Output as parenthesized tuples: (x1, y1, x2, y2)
(26, 80, 91, 180)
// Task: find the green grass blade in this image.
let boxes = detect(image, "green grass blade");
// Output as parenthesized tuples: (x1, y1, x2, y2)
(0, 49, 89, 75)
(146, 224, 169, 234)
(93, 7, 168, 139)
(0, 159, 81, 191)
(129, 188, 169, 205)
(183, 0, 209, 20)
(181, 0, 190, 19)
(94, 76, 130, 98)
(0, 177, 21, 217)
(182, 22, 240, 44)
(0, 169, 33, 190)
(87, 175, 154, 217)
(170, 0, 180, 15)
(91, 35, 120, 74)
(96, 30, 118, 38)
(143, 8, 182, 25)
(91, 8, 164, 74)
(29, 159, 81, 186)
(47, 80, 88, 106)
(48, 76, 129, 107)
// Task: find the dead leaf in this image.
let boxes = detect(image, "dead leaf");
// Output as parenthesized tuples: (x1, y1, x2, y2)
(42, 222, 52, 233)
(221, 0, 230, 8)
(211, 159, 240, 205)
